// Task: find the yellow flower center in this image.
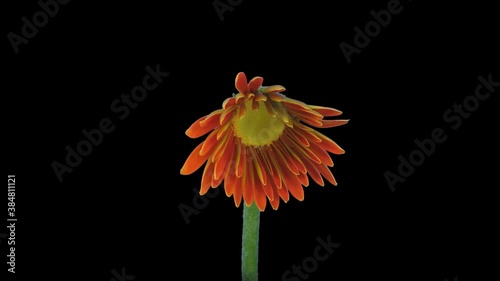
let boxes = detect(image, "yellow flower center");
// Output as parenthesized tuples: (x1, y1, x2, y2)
(233, 100, 285, 147)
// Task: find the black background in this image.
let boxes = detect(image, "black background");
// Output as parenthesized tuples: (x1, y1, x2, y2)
(4, 0, 499, 280)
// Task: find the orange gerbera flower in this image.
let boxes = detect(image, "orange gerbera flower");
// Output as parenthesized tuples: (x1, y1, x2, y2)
(180, 72, 348, 211)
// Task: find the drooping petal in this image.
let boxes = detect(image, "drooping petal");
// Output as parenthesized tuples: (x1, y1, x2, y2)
(312, 130, 346, 154)
(242, 153, 254, 206)
(185, 116, 213, 138)
(199, 109, 223, 127)
(275, 142, 299, 175)
(219, 106, 237, 126)
(297, 172, 309, 187)
(235, 139, 245, 178)
(309, 105, 343, 117)
(180, 142, 210, 175)
(319, 119, 350, 128)
(250, 149, 267, 186)
(213, 134, 234, 180)
(302, 156, 325, 187)
(275, 151, 304, 201)
(316, 163, 338, 186)
(224, 171, 236, 196)
(308, 140, 334, 167)
(253, 176, 267, 211)
(233, 173, 243, 207)
(200, 130, 219, 156)
(200, 159, 215, 195)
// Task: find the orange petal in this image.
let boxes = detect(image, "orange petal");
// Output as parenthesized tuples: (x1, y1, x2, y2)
(235, 140, 245, 178)
(185, 116, 213, 138)
(308, 141, 334, 167)
(320, 119, 349, 128)
(180, 142, 210, 175)
(261, 85, 286, 94)
(200, 160, 215, 195)
(235, 92, 245, 103)
(233, 174, 243, 207)
(252, 99, 259, 110)
(267, 92, 287, 102)
(296, 123, 323, 142)
(224, 172, 236, 197)
(254, 92, 267, 102)
(309, 105, 343, 117)
(200, 109, 223, 127)
(238, 101, 247, 119)
(250, 149, 267, 185)
(269, 186, 280, 210)
(269, 179, 281, 206)
(302, 157, 324, 186)
(213, 131, 233, 161)
(248, 76, 264, 92)
(264, 99, 277, 116)
(316, 163, 337, 186)
(288, 109, 324, 127)
(211, 172, 224, 188)
(313, 131, 345, 154)
(253, 182, 267, 211)
(280, 165, 304, 201)
(284, 134, 321, 164)
(284, 147, 307, 174)
(213, 135, 234, 180)
(242, 156, 254, 207)
(235, 72, 249, 93)
(261, 180, 274, 201)
(276, 180, 289, 202)
(223, 97, 236, 109)
(268, 148, 285, 189)
(200, 130, 218, 156)
(286, 127, 309, 147)
(216, 120, 232, 140)
(283, 98, 321, 116)
(219, 106, 237, 126)
(275, 142, 299, 175)
(297, 172, 309, 186)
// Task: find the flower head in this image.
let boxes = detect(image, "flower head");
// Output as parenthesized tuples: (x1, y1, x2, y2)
(181, 72, 348, 211)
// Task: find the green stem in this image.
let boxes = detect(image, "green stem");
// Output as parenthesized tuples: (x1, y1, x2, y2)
(241, 203, 260, 281)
